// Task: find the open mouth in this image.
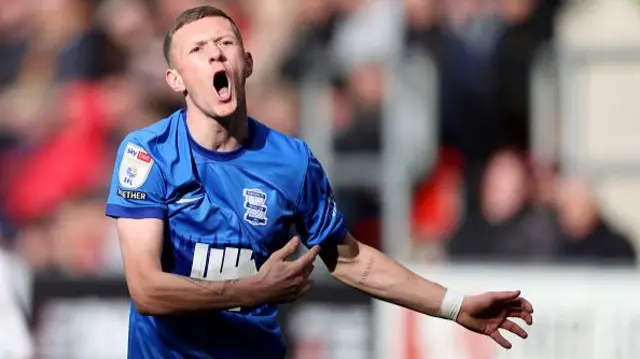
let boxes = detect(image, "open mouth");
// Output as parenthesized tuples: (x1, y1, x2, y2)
(213, 70, 230, 100)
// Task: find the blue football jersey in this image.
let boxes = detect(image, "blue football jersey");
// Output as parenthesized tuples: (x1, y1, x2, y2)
(105, 109, 348, 359)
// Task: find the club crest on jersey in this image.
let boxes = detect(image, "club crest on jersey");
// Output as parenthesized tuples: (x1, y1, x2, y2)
(119, 143, 154, 189)
(243, 189, 268, 226)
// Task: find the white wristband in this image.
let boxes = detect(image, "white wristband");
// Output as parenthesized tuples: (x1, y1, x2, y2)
(439, 289, 465, 321)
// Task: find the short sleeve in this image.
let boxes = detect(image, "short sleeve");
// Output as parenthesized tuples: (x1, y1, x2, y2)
(105, 135, 167, 219)
(295, 147, 348, 247)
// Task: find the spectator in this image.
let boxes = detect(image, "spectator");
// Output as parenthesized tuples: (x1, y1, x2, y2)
(1, 84, 112, 226)
(489, 0, 558, 151)
(333, 61, 384, 153)
(49, 195, 114, 275)
(279, 0, 341, 84)
(0, 0, 36, 87)
(446, 148, 558, 261)
(554, 179, 637, 265)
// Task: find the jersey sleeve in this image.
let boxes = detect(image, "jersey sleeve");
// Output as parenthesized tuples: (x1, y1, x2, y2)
(105, 134, 167, 219)
(295, 147, 348, 247)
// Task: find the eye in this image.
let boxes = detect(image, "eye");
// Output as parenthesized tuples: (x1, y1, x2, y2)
(220, 40, 234, 47)
(190, 46, 202, 54)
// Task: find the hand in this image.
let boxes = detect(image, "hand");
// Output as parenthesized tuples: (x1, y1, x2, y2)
(256, 236, 320, 304)
(456, 290, 534, 349)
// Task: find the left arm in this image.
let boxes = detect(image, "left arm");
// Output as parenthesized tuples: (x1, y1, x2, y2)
(293, 146, 453, 318)
(295, 145, 534, 349)
(320, 233, 448, 318)
(321, 233, 534, 348)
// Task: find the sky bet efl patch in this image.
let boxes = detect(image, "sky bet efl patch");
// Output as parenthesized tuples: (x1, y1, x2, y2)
(119, 143, 154, 189)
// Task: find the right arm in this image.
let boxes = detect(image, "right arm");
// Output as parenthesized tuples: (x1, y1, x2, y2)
(107, 136, 317, 315)
(118, 218, 319, 315)
(117, 217, 265, 315)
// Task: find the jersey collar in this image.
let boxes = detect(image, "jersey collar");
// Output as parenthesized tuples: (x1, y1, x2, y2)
(181, 109, 257, 162)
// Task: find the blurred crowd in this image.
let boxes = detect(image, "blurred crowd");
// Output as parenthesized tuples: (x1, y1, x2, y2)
(0, 0, 635, 277)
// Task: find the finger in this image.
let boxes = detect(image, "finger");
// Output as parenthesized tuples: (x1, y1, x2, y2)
(507, 297, 534, 314)
(272, 237, 301, 260)
(492, 290, 521, 302)
(508, 310, 533, 325)
(506, 298, 523, 307)
(519, 297, 534, 313)
(292, 246, 320, 269)
(490, 330, 512, 349)
(304, 245, 321, 260)
(501, 319, 528, 339)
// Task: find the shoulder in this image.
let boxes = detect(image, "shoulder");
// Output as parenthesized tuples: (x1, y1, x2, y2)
(119, 110, 185, 158)
(250, 119, 318, 201)
(122, 113, 178, 149)
(251, 117, 312, 168)
(251, 118, 311, 162)
(115, 111, 186, 187)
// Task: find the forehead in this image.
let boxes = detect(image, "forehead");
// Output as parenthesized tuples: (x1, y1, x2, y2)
(173, 16, 238, 47)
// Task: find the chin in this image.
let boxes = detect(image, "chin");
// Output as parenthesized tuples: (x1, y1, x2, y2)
(211, 101, 238, 118)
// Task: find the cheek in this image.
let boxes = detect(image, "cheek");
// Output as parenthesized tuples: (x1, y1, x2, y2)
(182, 64, 211, 86)
(226, 53, 247, 74)
(189, 57, 211, 71)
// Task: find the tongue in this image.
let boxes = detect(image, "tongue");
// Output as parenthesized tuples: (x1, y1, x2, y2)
(218, 87, 229, 98)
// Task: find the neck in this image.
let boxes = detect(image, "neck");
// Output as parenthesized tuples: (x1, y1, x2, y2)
(186, 105, 249, 153)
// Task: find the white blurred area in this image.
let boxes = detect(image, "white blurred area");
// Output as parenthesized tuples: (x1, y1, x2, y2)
(0, 251, 32, 359)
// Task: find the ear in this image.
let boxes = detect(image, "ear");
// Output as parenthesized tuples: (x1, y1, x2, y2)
(244, 52, 254, 79)
(165, 69, 186, 93)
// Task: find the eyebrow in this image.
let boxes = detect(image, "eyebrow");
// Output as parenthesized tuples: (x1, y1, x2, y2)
(190, 39, 209, 48)
(189, 34, 237, 47)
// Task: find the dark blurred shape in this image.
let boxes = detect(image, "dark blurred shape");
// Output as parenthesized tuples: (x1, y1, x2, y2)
(403, 0, 485, 162)
(13, 216, 54, 271)
(489, 0, 559, 151)
(554, 179, 636, 265)
(0, 209, 15, 248)
(446, 149, 636, 265)
(446, 148, 556, 261)
(279, 0, 341, 84)
(48, 193, 113, 275)
(56, 29, 127, 82)
(333, 62, 384, 153)
(2, 0, 119, 86)
(0, 0, 35, 87)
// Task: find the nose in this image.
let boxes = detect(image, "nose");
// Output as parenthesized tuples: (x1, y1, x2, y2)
(208, 44, 224, 62)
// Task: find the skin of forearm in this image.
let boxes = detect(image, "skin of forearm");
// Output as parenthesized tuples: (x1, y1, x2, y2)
(130, 271, 263, 315)
(331, 242, 447, 317)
